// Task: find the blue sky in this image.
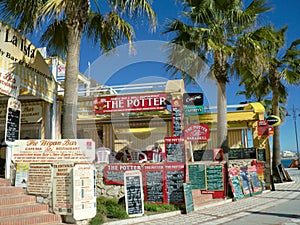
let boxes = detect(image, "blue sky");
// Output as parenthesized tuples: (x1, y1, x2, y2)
(26, 0, 300, 151)
(78, 0, 300, 152)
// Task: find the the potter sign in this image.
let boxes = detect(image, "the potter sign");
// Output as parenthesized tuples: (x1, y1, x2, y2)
(93, 94, 167, 114)
(11, 139, 95, 163)
(184, 124, 210, 142)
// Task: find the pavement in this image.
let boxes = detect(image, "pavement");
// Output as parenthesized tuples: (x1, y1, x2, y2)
(104, 168, 300, 225)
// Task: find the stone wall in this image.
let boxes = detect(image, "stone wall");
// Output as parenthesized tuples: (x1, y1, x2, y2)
(95, 164, 124, 199)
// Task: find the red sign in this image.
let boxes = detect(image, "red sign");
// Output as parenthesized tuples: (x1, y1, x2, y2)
(171, 99, 183, 136)
(103, 163, 142, 185)
(257, 120, 268, 136)
(93, 94, 167, 114)
(184, 124, 210, 142)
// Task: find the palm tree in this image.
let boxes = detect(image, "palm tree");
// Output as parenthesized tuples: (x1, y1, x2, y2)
(236, 25, 300, 180)
(0, 0, 156, 138)
(163, 0, 270, 155)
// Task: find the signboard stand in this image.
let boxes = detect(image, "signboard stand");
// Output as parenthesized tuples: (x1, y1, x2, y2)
(124, 170, 144, 217)
(5, 97, 21, 179)
(183, 183, 194, 213)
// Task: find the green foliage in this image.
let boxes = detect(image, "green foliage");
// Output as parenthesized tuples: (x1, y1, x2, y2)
(89, 196, 181, 224)
(90, 196, 129, 225)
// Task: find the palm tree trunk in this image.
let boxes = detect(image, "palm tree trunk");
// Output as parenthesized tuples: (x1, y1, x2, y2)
(62, 29, 81, 139)
(272, 80, 281, 181)
(217, 80, 228, 149)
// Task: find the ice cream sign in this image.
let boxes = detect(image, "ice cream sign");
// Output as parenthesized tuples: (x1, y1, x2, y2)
(93, 94, 167, 113)
(184, 124, 210, 142)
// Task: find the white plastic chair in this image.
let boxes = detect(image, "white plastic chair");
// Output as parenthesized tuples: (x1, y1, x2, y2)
(129, 150, 147, 163)
(95, 148, 111, 164)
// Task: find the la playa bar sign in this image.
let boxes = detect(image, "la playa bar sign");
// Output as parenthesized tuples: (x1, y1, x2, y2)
(93, 94, 167, 114)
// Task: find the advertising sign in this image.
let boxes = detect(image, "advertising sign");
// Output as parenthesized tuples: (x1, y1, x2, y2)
(0, 68, 20, 98)
(171, 99, 183, 136)
(93, 94, 167, 114)
(257, 120, 268, 136)
(184, 124, 210, 142)
(182, 93, 203, 106)
(12, 139, 95, 163)
(183, 105, 204, 116)
(73, 164, 96, 221)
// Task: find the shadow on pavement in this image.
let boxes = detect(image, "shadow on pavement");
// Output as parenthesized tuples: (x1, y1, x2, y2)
(246, 211, 300, 219)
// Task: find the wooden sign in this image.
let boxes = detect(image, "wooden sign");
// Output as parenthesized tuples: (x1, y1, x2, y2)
(124, 170, 144, 217)
(183, 183, 194, 213)
(143, 164, 165, 203)
(206, 165, 224, 191)
(188, 164, 206, 190)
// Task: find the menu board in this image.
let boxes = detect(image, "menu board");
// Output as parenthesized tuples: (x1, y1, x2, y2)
(53, 162, 74, 215)
(103, 163, 142, 185)
(165, 137, 185, 163)
(124, 170, 144, 217)
(5, 98, 21, 144)
(188, 164, 206, 190)
(27, 164, 53, 195)
(229, 148, 256, 160)
(206, 165, 224, 191)
(143, 164, 165, 203)
(239, 166, 252, 197)
(73, 164, 96, 221)
(193, 150, 214, 161)
(172, 99, 183, 136)
(166, 163, 185, 204)
(256, 149, 266, 162)
(183, 183, 194, 214)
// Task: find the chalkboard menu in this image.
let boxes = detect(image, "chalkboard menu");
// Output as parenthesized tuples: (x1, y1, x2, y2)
(206, 165, 224, 191)
(5, 106, 21, 143)
(145, 170, 164, 203)
(165, 137, 185, 163)
(193, 150, 214, 161)
(229, 148, 256, 160)
(256, 149, 266, 162)
(166, 163, 185, 204)
(183, 183, 194, 213)
(229, 176, 244, 200)
(172, 100, 182, 136)
(124, 170, 144, 217)
(188, 164, 206, 190)
(239, 166, 252, 196)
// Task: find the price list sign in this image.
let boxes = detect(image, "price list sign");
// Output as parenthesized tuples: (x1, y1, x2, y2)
(5, 97, 21, 144)
(171, 99, 183, 136)
(164, 137, 185, 163)
(143, 164, 165, 203)
(166, 163, 185, 204)
(124, 170, 144, 217)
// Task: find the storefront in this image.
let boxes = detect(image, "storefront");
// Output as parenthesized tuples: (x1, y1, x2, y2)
(0, 22, 58, 177)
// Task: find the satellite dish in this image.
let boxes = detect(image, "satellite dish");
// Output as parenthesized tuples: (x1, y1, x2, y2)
(266, 115, 281, 126)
